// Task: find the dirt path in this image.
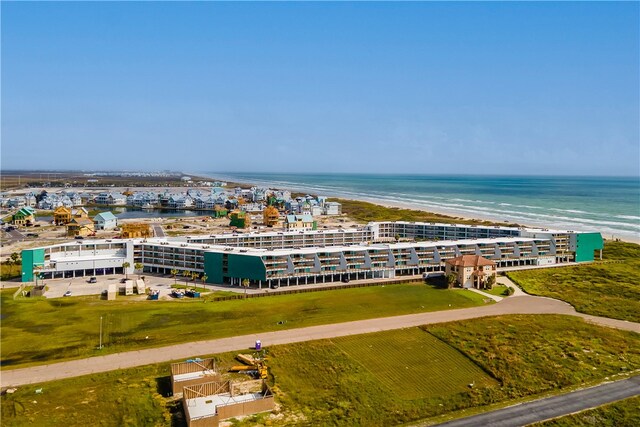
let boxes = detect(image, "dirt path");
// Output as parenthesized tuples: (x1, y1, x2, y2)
(2, 294, 639, 388)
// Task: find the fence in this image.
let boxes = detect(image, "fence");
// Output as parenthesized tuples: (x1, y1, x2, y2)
(209, 276, 426, 302)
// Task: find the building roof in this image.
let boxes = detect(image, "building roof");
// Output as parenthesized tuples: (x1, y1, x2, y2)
(15, 207, 36, 217)
(446, 255, 496, 268)
(286, 214, 313, 223)
(94, 211, 117, 221)
(69, 217, 94, 226)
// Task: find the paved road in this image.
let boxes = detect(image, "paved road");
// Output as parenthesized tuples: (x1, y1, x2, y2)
(433, 375, 640, 427)
(152, 224, 165, 238)
(2, 294, 639, 387)
(2, 227, 26, 243)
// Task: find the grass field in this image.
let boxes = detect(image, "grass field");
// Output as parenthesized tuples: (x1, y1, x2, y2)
(507, 240, 640, 322)
(258, 314, 640, 426)
(0, 283, 487, 369)
(532, 396, 640, 427)
(485, 284, 509, 297)
(332, 329, 497, 400)
(0, 365, 172, 427)
(1, 263, 22, 281)
(330, 198, 510, 226)
(2, 315, 638, 427)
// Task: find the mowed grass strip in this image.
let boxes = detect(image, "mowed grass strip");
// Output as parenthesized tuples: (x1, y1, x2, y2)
(507, 240, 640, 322)
(332, 328, 497, 400)
(0, 283, 487, 369)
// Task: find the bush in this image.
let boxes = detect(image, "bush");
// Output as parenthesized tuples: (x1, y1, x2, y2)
(505, 287, 515, 296)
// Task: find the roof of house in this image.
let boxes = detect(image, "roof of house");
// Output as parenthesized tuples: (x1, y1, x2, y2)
(445, 255, 496, 268)
(286, 214, 313, 223)
(54, 206, 72, 214)
(15, 207, 36, 217)
(94, 211, 117, 222)
(69, 217, 94, 226)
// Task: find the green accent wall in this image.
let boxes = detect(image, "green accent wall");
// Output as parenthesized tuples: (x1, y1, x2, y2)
(228, 254, 267, 281)
(574, 233, 604, 262)
(203, 252, 224, 284)
(21, 248, 45, 282)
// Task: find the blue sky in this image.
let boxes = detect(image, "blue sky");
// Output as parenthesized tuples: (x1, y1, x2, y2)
(2, 2, 638, 176)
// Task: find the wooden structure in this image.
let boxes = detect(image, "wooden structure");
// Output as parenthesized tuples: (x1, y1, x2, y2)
(171, 358, 220, 395)
(66, 217, 95, 237)
(262, 206, 279, 227)
(183, 380, 274, 427)
(53, 206, 73, 225)
(11, 207, 36, 226)
(120, 223, 152, 238)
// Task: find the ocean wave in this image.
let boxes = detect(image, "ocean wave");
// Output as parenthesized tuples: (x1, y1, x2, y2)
(616, 215, 640, 221)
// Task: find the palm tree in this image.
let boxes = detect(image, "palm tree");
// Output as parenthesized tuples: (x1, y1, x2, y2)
(446, 273, 457, 289)
(170, 269, 178, 285)
(182, 270, 190, 286)
(242, 278, 250, 299)
(122, 262, 131, 279)
(134, 262, 144, 279)
(201, 274, 208, 292)
(191, 272, 200, 291)
(486, 275, 496, 290)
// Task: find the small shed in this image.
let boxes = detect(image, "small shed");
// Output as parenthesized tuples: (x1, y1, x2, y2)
(135, 279, 146, 295)
(107, 284, 117, 300)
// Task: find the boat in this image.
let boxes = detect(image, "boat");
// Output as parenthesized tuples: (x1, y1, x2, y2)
(141, 203, 154, 210)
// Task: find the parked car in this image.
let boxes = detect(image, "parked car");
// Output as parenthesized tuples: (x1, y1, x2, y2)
(74, 236, 84, 240)
(88, 277, 97, 284)
(120, 278, 128, 283)
(26, 233, 39, 238)
(63, 290, 72, 297)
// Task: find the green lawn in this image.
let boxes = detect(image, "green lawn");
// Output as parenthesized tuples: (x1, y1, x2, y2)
(0, 283, 487, 369)
(331, 198, 511, 226)
(0, 365, 172, 427)
(332, 329, 498, 400)
(2, 315, 638, 427)
(507, 241, 640, 322)
(531, 396, 640, 427)
(485, 284, 510, 297)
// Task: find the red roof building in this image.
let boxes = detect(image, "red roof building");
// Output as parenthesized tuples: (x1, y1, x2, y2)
(445, 255, 497, 289)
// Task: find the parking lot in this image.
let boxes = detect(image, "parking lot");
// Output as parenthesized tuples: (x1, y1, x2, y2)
(36, 273, 243, 299)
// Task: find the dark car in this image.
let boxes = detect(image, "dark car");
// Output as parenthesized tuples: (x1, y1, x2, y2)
(75, 236, 84, 240)
(341, 277, 350, 283)
(120, 278, 128, 283)
(88, 277, 97, 284)
(6, 226, 15, 232)
(26, 233, 39, 238)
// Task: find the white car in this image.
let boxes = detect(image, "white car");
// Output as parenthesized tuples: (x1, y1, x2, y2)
(63, 290, 72, 297)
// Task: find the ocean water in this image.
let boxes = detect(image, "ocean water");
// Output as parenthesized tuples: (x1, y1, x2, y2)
(205, 173, 640, 241)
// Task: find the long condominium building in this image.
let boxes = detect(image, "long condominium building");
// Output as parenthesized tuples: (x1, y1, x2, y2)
(21, 221, 603, 289)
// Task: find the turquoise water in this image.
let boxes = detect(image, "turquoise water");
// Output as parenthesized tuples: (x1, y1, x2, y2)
(205, 173, 640, 241)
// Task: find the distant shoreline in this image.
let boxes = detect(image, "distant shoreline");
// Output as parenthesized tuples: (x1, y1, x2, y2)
(192, 172, 640, 244)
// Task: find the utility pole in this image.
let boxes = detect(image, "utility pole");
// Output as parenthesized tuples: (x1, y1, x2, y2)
(99, 316, 103, 349)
